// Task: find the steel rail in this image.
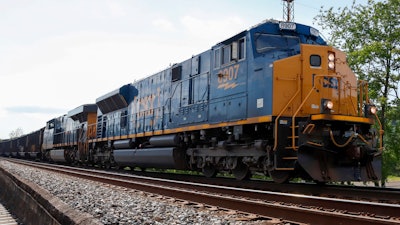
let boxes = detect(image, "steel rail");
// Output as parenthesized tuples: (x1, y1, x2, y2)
(4, 159, 400, 225)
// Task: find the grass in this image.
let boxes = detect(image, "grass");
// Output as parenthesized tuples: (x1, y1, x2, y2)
(387, 175, 400, 182)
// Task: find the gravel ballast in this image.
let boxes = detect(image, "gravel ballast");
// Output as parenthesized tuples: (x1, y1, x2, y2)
(0, 160, 269, 225)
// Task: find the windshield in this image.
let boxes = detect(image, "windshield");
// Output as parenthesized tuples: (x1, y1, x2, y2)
(255, 33, 300, 53)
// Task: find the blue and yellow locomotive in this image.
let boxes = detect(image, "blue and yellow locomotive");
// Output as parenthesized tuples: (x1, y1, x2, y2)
(1, 20, 383, 183)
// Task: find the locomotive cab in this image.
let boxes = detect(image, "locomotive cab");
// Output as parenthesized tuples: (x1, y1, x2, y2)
(271, 23, 383, 182)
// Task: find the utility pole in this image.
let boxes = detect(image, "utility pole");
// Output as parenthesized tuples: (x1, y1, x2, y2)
(282, 0, 294, 22)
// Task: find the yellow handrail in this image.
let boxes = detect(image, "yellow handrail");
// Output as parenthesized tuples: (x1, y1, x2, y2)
(290, 74, 341, 150)
(374, 113, 384, 152)
(358, 80, 384, 152)
(273, 73, 301, 151)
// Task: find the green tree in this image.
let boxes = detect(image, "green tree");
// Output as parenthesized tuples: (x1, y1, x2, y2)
(384, 104, 400, 177)
(314, 0, 400, 185)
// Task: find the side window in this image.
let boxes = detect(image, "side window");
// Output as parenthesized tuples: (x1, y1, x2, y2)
(120, 110, 127, 128)
(214, 48, 221, 69)
(47, 121, 54, 129)
(238, 38, 245, 60)
(222, 45, 231, 65)
(215, 37, 245, 68)
(172, 65, 182, 81)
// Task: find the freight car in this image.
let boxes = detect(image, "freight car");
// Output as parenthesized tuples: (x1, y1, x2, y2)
(0, 19, 383, 183)
(0, 128, 44, 159)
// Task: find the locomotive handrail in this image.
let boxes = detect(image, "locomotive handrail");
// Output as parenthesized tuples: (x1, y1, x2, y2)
(358, 80, 365, 117)
(358, 80, 384, 151)
(289, 74, 342, 151)
(165, 71, 210, 108)
(344, 81, 358, 115)
(273, 72, 301, 151)
(374, 113, 384, 152)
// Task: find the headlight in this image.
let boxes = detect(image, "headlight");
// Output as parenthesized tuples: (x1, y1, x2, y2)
(328, 61, 335, 70)
(365, 104, 378, 117)
(328, 52, 335, 70)
(324, 100, 334, 110)
(370, 106, 377, 114)
(321, 99, 333, 113)
(328, 53, 335, 61)
(368, 105, 377, 115)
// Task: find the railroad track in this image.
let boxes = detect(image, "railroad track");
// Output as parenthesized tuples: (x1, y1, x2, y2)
(0, 203, 18, 225)
(127, 170, 400, 204)
(3, 158, 400, 225)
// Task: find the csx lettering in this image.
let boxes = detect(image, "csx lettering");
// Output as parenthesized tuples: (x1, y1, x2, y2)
(323, 77, 338, 90)
(218, 64, 240, 83)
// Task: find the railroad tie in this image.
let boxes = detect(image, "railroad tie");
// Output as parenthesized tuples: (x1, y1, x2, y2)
(0, 204, 18, 225)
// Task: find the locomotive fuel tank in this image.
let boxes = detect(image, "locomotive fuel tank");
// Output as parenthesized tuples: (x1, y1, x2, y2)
(113, 139, 135, 149)
(149, 134, 179, 147)
(113, 147, 186, 169)
(49, 149, 67, 163)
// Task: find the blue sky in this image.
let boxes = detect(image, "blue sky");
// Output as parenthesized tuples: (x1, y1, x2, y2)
(0, 0, 370, 138)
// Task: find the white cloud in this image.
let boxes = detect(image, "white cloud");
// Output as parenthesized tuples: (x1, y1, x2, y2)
(107, 0, 127, 17)
(0, 7, 250, 138)
(0, 108, 7, 119)
(180, 15, 246, 43)
(152, 19, 176, 32)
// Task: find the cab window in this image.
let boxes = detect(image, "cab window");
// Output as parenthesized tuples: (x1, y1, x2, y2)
(310, 55, 321, 67)
(255, 33, 300, 53)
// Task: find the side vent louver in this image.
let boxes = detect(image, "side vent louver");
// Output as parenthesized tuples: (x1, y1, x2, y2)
(172, 65, 182, 82)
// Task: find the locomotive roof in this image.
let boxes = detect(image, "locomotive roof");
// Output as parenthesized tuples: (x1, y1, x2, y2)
(215, 19, 326, 47)
(67, 104, 97, 122)
(96, 84, 137, 114)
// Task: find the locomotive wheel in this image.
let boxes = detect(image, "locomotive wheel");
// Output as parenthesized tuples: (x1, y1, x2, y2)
(269, 170, 290, 183)
(315, 180, 327, 185)
(202, 165, 217, 178)
(104, 162, 111, 169)
(232, 161, 251, 180)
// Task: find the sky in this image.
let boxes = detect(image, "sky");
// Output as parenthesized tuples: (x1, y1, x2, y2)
(0, 0, 370, 139)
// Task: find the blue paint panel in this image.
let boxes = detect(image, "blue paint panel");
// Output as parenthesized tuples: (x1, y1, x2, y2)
(166, 51, 212, 128)
(209, 100, 225, 123)
(227, 95, 247, 121)
(210, 62, 247, 100)
(209, 92, 247, 123)
(247, 58, 274, 118)
(176, 103, 208, 125)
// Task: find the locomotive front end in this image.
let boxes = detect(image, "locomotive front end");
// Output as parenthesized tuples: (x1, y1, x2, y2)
(295, 45, 383, 182)
(271, 22, 383, 182)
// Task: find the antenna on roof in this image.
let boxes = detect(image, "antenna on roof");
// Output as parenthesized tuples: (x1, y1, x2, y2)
(282, 0, 294, 22)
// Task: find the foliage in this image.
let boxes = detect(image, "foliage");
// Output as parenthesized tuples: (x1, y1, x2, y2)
(314, 0, 400, 184)
(383, 106, 400, 177)
(314, 0, 400, 123)
(9, 127, 24, 139)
